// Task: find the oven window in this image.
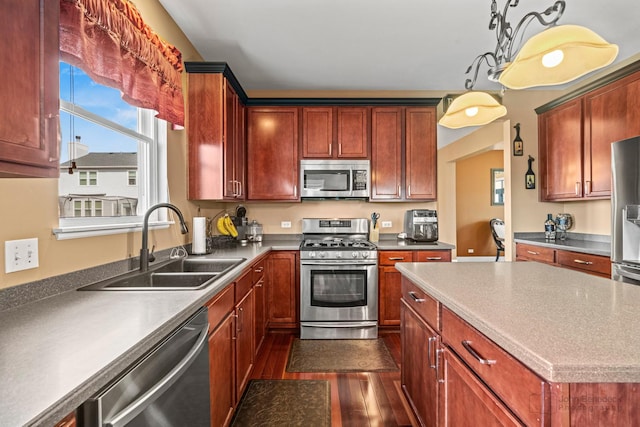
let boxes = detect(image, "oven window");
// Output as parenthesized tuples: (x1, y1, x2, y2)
(310, 270, 366, 307)
(304, 170, 350, 191)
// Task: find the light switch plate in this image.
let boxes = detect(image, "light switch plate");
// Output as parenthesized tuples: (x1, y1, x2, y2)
(281, 221, 292, 228)
(5, 238, 39, 273)
(381, 221, 392, 228)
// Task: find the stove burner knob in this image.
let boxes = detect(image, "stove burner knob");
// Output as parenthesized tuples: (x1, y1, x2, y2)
(309, 251, 316, 258)
(361, 252, 370, 258)
(352, 252, 358, 258)
(336, 252, 342, 259)
(319, 251, 326, 258)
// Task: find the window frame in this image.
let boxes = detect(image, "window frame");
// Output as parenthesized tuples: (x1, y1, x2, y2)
(54, 93, 170, 240)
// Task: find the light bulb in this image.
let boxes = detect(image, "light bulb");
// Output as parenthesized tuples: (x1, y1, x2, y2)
(465, 107, 479, 117)
(542, 49, 564, 68)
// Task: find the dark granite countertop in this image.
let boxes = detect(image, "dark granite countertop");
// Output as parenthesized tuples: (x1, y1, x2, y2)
(514, 232, 611, 257)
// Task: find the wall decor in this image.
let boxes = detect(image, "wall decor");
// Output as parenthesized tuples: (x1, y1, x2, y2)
(525, 155, 536, 189)
(513, 123, 523, 156)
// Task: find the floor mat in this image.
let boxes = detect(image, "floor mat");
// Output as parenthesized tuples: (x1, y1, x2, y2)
(231, 379, 331, 426)
(286, 338, 399, 372)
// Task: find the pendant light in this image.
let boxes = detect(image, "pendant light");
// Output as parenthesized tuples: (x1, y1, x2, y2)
(498, 25, 619, 89)
(439, 92, 506, 129)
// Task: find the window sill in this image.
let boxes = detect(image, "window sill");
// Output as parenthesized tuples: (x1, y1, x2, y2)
(53, 221, 173, 240)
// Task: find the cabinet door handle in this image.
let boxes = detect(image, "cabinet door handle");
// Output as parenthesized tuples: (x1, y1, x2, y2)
(527, 250, 540, 255)
(407, 185, 411, 198)
(574, 259, 593, 265)
(339, 143, 342, 156)
(398, 185, 401, 197)
(462, 340, 497, 365)
(388, 257, 405, 261)
(585, 180, 591, 195)
(238, 181, 243, 197)
(329, 143, 332, 156)
(425, 257, 442, 261)
(428, 336, 437, 369)
(294, 185, 297, 198)
(254, 267, 264, 273)
(237, 307, 244, 333)
(408, 291, 425, 303)
(435, 348, 444, 383)
(575, 182, 580, 196)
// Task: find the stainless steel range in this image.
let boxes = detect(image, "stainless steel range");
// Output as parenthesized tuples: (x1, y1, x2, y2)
(299, 218, 378, 339)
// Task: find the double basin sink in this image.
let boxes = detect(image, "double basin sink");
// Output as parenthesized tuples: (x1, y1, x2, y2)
(80, 257, 246, 291)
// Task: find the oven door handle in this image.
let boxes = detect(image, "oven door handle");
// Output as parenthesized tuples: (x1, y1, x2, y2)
(300, 321, 378, 328)
(301, 261, 377, 266)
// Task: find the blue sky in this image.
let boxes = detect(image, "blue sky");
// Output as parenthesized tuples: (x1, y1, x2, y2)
(59, 62, 139, 162)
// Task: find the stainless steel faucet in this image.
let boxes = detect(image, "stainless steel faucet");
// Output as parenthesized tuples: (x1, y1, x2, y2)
(140, 203, 189, 272)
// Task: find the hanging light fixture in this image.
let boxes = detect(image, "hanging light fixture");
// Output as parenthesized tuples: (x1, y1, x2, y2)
(439, 0, 618, 129)
(439, 92, 506, 129)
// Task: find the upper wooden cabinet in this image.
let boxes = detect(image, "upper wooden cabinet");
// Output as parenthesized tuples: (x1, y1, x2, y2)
(246, 107, 300, 201)
(301, 107, 369, 159)
(371, 107, 437, 201)
(0, 0, 59, 178)
(538, 67, 640, 201)
(186, 71, 245, 200)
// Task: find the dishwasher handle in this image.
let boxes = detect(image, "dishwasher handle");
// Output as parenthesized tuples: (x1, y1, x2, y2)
(104, 321, 209, 427)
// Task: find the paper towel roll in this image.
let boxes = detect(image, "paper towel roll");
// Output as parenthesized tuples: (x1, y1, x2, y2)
(192, 217, 207, 254)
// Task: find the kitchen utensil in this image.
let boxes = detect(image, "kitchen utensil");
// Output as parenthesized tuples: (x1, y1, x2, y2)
(371, 212, 380, 229)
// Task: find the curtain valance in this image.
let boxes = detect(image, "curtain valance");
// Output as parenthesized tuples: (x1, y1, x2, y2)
(59, 0, 185, 126)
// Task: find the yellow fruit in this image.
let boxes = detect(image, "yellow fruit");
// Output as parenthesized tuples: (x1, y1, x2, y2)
(225, 215, 238, 238)
(217, 216, 229, 235)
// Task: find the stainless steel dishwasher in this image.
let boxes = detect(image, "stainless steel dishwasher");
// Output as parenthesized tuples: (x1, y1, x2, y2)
(80, 308, 210, 427)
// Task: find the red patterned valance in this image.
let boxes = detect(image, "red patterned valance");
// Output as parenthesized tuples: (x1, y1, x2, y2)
(59, 0, 185, 126)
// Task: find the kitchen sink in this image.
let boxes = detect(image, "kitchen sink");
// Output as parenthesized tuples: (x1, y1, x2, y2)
(79, 257, 246, 291)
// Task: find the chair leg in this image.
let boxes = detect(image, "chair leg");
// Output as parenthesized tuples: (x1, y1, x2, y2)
(495, 249, 500, 262)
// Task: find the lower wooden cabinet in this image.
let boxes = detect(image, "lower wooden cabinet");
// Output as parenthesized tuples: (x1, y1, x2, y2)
(267, 251, 298, 329)
(379, 250, 450, 326)
(440, 348, 521, 426)
(401, 299, 439, 427)
(252, 257, 267, 356)
(206, 284, 236, 427)
(516, 242, 611, 278)
(53, 412, 76, 427)
(235, 287, 254, 402)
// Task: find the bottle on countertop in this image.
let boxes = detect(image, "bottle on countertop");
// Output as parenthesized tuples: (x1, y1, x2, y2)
(544, 213, 556, 240)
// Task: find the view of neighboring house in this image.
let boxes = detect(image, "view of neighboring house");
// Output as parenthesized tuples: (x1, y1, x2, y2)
(58, 143, 138, 218)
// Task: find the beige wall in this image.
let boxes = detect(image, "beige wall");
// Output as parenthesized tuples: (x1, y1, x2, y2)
(456, 150, 504, 257)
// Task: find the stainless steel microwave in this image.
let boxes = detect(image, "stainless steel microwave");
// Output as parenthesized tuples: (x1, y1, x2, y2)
(300, 159, 370, 199)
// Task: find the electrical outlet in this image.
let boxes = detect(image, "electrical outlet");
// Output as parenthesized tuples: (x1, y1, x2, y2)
(5, 238, 39, 273)
(467, 248, 474, 254)
(381, 221, 392, 228)
(281, 221, 292, 229)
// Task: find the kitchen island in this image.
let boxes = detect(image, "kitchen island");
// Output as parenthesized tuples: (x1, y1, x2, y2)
(396, 261, 640, 426)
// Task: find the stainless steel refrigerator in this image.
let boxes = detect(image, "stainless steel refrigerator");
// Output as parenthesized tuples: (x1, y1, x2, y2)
(611, 135, 640, 284)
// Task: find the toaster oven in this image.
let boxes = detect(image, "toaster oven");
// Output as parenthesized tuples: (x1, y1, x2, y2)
(404, 209, 438, 242)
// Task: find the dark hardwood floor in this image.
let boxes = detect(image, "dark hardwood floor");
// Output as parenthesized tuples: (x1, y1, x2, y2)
(250, 330, 418, 427)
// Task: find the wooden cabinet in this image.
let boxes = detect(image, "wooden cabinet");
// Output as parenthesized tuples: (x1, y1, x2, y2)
(379, 250, 450, 326)
(405, 108, 437, 200)
(0, 0, 59, 178)
(235, 285, 254, 402)
(441, 307, 547, 426)
(538, 69, 640, 201)
(266, 251, 298, 328)
(246, 107, 300, 201)
(401, 299, 439, 427)
(371, 107, 437, 201)
(186, 72, 245, 200)
(206, 284, 236, 427)
(583, 71, 640, 198)
(516, 242, 611, 278)
(371, 107, 403, 199)
(301, 107, 369, 158)
(252, 257, 267, 356)
(53, 412, 76, 427)
(440, 348, 522, 426)
(538, 98, 584, 201)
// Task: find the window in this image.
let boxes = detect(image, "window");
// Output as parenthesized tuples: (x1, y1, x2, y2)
(79, 171, 98, 186)
(55, 62, 169, 240)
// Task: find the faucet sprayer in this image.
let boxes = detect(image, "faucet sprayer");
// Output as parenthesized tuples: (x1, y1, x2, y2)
(140, 203, 189, 272)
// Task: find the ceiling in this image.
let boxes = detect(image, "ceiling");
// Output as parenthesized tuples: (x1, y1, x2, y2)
(158, 0, 640, 146)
